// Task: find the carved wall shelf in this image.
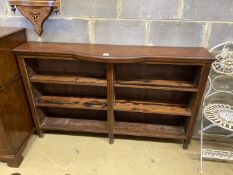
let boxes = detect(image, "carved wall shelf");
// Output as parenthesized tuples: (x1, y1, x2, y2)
(8, 0, 60, 36)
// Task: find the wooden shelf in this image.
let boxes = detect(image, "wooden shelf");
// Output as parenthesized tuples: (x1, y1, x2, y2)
(115, 79, 197, 92)
(115, 122, 186, 139)
(36, 96, 107, 110)
(115, 99, 191, 116)
(41, 117, 107, 133)
(30, 75, 197, 92)
(30, 74, 107, 87)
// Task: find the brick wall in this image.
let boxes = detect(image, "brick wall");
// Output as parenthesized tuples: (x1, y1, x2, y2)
(1, 0, 233, 137)
(1, 0, 233, 48)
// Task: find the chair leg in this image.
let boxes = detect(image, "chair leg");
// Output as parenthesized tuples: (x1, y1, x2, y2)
(199, 113, 204, 174)
(225, 133, 233, 139)
(200, 123, 216, 133)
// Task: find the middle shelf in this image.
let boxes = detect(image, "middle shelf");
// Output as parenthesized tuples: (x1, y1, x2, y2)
(30, 74, 198, 92)
(115, 99, 191, 116)
(36, 95, 191, 116)
(36, 96, 108, 111)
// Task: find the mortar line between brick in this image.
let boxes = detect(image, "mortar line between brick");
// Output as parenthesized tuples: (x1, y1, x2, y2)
(88, 18, 95, 44)
(92, 19, 96, 44)
(59, 0, 63, 16)
(1, 14, 233, 24)
(202, 23, 212, 48)
(145, 21, 152, 46)
(46, 17, 233, 24)
(117, 0, 121, 18)
(176, 0, 184, 19)
(39, 17, 233, 24)
(3, 0, 9, 15)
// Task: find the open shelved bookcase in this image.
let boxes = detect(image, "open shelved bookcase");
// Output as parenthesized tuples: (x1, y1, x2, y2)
(13, 42, 214, 149)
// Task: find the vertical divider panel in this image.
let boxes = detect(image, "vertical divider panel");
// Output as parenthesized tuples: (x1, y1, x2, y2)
(107, 63, 115, 144)
(17, 56, 43, 137)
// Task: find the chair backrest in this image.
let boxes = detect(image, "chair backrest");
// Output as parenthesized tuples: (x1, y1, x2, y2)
(203, 42, 233, 104)
(210, 42, 233, 76)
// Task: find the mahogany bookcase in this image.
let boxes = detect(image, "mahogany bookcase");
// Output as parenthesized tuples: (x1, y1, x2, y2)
(13, 42, 214, 149)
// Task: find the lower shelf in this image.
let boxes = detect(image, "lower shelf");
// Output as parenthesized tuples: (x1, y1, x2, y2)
(41, 117, 108, 134)
(40, 117, 186, 140)
(115, 122, 186, 139)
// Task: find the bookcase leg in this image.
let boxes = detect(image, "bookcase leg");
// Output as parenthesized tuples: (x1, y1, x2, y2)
(7, 155, 23, 168)
(38, 130, 44, 138)
(109, 138, 114, 144)
(183, 140, 189, 150)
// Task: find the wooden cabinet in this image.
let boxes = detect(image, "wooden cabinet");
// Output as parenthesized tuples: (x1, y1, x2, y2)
(13, 42, 214, 149)
(0, 28, 34, 167)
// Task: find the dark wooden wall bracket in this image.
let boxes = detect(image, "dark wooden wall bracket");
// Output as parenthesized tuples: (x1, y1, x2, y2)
(8, 0, 60, 36)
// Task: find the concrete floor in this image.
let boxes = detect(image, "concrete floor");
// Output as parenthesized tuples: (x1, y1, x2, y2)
(0, 134, 232, 175)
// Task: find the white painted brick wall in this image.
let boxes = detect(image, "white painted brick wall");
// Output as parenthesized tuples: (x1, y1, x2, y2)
(94, 20, 146, 45)
(1, 0, 233, 48)
(120, 0, 180, 19)
(148, 21, 205, 47)
(183, 0, 233, 21)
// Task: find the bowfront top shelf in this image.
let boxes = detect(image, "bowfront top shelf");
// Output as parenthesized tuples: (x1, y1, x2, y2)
(13, 42, 213, 63)
(13, 42, 214, 149)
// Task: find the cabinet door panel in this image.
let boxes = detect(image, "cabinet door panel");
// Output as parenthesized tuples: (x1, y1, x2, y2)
(0, 50, 19, 88)
(0, 78, 33, 153)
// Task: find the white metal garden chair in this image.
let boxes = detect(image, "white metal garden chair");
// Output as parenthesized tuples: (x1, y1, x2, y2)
(199, 41, 233, 173)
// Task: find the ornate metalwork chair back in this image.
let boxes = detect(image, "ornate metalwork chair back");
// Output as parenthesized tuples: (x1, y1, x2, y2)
(200, 41, 233, 173)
